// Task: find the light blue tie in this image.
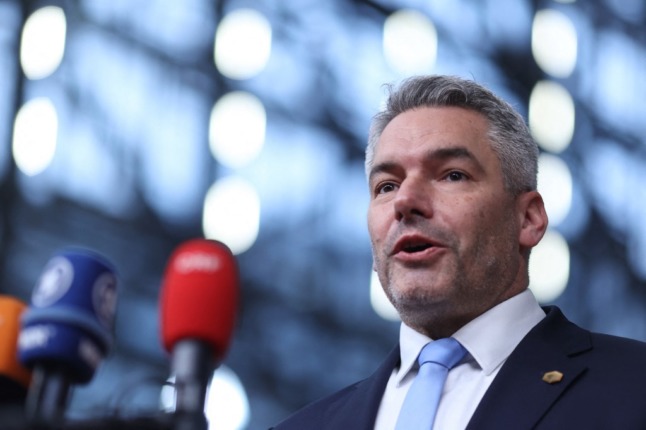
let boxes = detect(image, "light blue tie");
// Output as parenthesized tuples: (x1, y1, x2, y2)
(395, 337, 467, 430)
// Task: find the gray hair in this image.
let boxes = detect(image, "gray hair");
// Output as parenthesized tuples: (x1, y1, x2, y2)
(365, 75, 538, 195)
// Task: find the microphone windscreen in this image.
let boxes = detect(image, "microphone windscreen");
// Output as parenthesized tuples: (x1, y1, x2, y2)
(160, 239, 239, 362)
(18, 248, 119, 383)
(0, 296, 32, 394)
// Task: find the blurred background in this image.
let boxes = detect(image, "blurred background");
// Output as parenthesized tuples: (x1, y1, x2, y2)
(0, 0, 645, 428)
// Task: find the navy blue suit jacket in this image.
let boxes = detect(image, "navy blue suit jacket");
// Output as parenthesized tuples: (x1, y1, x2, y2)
(271, 306, 646, 429)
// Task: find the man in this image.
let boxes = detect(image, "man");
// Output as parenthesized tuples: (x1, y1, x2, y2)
(271, 75, 646, 429)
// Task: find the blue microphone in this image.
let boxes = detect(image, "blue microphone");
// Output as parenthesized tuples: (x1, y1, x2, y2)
(17, 248, 119, 427)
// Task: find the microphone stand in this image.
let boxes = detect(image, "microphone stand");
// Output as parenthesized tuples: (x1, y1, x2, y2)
(170, 339, 214, 430)
(25, 366, 71, 429)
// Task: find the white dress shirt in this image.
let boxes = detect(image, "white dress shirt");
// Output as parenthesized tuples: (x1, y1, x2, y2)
(374, 289, 546, 430)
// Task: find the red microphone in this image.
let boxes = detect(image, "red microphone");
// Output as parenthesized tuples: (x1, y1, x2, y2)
(160, 239, 239, 430)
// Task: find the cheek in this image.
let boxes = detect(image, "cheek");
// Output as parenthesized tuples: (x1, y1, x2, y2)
(367, 214, 377, 241)
(477, 205, 518, 245)
(447, 199, 509, 243)
(367, 208, 388, 240)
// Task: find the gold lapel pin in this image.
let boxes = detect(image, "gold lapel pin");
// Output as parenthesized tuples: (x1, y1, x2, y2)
(542, 370, 564, 384)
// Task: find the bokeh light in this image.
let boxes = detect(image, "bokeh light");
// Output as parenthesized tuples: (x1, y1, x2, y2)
(529, 229, 571, 303)
(532, 9, 577, 78)
(529, 80, 575, 153)
(209, 91, 266, 168)
(12, 97, 58, 176)
(383, 9, 438, 75)
(202, 176, 260, 255)
(214, 8, 272, 80)
(20, 6, 67, 80)
(537, 153, 573, 227)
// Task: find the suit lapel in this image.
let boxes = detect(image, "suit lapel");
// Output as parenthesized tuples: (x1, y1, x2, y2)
(324, 345, 400, 429)
(466, 306, 592, 430)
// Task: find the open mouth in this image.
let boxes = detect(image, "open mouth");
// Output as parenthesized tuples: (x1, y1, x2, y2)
(392, 234, 442, 257)
(401, 241, 434, 253)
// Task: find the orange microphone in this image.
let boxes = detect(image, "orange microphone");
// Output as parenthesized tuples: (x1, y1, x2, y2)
(0, 295, 32, 404)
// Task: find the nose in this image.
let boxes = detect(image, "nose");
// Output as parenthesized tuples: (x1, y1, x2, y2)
(393, 177, 433, 221)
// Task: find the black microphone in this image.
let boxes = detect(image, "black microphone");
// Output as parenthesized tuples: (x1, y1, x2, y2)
(159, 239, 239, 430)
(17, 248, 119, 429)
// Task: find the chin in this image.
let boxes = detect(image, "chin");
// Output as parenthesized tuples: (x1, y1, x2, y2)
(386, 280, 451, 316)
(391, 287, 447, 313)
(390, 280, 450, 303)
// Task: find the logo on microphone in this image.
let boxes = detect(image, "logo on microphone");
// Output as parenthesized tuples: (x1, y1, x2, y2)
(175, 252, 221, 273)
(32, 257, 74, 308)
(18, 325, 55, 349)
(92, 272, 118, 328)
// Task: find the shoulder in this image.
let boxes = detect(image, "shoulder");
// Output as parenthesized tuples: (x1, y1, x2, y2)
(537, 306, 646, 371)
(587, 330, 646, 362)
(590, 330, 646, 347)
(545, 305, 646, 350)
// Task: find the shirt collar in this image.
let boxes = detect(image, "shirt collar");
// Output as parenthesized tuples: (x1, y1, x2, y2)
(395, 289, 545, 385)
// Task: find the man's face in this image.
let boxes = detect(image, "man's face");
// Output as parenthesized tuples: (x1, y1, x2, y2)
(367, 106, 529, 337)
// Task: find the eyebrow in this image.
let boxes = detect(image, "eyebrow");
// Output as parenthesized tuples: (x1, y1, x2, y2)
(368, 146, 484, 183)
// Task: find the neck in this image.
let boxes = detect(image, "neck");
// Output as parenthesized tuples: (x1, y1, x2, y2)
(406, 288, 529, 339)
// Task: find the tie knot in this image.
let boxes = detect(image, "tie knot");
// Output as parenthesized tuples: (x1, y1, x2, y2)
(418, 337, 466, 370)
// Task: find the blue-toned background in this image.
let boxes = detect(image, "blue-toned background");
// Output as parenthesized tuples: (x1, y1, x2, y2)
(1, 0, 645, 429)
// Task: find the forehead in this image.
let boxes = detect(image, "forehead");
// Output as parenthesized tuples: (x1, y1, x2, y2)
(373, 107, 500, 170)
(375, 106, 494, 160)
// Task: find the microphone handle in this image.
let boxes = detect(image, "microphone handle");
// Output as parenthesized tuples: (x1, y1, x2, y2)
(25, 366, 71, 428)
(171, 339, 214, 430)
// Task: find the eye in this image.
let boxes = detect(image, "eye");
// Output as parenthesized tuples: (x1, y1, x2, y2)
(445, 171, 468, 182)
(375, 182, 398, 195)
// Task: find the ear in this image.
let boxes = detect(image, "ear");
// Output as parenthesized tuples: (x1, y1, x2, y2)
(516, 191, 548, 249)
